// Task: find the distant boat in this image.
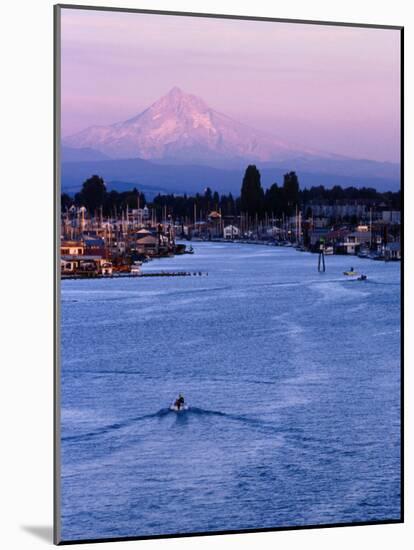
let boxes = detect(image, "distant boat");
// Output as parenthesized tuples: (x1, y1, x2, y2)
(366, 250, 386, 261)
(358, 249, 370, 259)
(169, 403, 189, 412)
(174, 244, 187, 255)
(130, 261, 142, 276)
(169, 394, 188, 412)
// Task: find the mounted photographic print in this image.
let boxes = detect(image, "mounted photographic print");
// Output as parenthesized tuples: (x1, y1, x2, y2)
(54, 4, 403, 544)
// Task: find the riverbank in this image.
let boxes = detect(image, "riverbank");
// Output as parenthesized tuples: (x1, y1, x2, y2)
(61, 270, 207, 280)
(190, 237, 401, 262)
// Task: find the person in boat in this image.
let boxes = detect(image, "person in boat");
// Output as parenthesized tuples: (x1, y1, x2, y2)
(174, 394, 185, 410)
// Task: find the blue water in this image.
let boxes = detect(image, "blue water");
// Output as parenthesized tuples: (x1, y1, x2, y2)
(60, 243, 401, 541)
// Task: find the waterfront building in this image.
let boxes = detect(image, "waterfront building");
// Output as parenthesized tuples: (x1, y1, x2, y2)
(136, 228, 152, 237)
(310, 202, 367, 220)
(83, 237, 106, 257)
(61, 255, 113, 276)
(223, 225, 240, 239)
(384, 242, 401, 260)
(60, 240, 84, 256)
(135, 233, 159, 256)
(61, 257, 79, 274)
(343, 231, 372, 255)
(382, 211, 401, 224)
(325, 228, 351, 244)
(309, 228, 330, 247)
(266, 226, 282, 238)
(174, 223, 190, 237)
(207, 211, 221, 222)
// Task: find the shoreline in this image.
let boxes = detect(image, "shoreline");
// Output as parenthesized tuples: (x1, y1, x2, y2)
(181, 238, 401, 262)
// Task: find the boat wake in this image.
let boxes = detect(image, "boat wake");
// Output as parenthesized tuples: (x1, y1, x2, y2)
(61, 406, 284, 443)
(61, 408, 171, 443)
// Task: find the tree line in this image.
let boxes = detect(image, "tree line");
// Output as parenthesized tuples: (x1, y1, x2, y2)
(61, 167, 401, 220)
(61, 176, 147, 217)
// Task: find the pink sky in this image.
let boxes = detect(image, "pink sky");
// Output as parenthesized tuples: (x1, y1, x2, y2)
(60, 8, 401, 163)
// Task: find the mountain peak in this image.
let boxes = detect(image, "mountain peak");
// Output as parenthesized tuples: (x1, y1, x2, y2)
(150, 86, 209, 114)
(63, 87, 322, 162)
(167, 86, 185, 97)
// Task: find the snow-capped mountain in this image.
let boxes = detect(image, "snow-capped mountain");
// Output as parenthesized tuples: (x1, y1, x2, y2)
(63, 86, 329, 163)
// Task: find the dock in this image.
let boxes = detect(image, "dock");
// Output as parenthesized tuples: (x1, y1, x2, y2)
(61, 271, 208, 280)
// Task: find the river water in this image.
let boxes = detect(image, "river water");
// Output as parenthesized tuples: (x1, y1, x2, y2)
(60, 242, 401, 541)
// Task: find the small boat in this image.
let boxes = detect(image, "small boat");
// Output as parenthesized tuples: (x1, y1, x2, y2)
(343, 271, 358, 276)
(130, 261, 142, 276)
(169, 394, 188, 412)
(169, 403, 189, 412)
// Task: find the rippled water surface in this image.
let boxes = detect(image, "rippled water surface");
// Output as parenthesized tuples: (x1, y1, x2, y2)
(60, 243, 401, 541)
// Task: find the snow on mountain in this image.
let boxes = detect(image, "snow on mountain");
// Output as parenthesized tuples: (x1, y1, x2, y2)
(63, 86, 329, 163)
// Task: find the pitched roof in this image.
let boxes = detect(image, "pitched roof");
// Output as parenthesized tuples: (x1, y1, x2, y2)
(136, 235, 157, 245)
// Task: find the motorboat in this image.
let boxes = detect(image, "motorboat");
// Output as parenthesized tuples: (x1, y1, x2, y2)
(169, 394, 188, 412)
(169, 403, 189, 412)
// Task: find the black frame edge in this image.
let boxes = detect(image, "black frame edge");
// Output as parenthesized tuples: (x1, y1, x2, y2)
(55, 3, 403, 30)
(400, 25, 404, 524)
(53, 3, 62, 546)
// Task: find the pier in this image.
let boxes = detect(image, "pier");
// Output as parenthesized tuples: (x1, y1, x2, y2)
(61, 271, 208, 280)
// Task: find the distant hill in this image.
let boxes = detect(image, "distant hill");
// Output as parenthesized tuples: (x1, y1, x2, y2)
(61, 156, 400, 196)
(61, 157, 240, 195)
(61, 146, 111, 163)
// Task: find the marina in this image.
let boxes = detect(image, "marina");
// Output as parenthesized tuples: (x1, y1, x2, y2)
(60, 189, 401, 281)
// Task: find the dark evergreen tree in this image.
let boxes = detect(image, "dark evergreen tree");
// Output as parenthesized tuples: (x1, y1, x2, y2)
(204, 187, 213, 212)
(76, 175, 106, 213)
(228, 193, 236, 216)
(61, 193, 73, 211)
(213, 191, 220, 209)
(264, 183, 283, 216)
(283, 171, 300, 214)
(240, 165, 264, 217)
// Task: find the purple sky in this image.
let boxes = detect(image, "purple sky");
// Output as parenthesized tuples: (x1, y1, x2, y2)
(61, 8, 401, 162)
